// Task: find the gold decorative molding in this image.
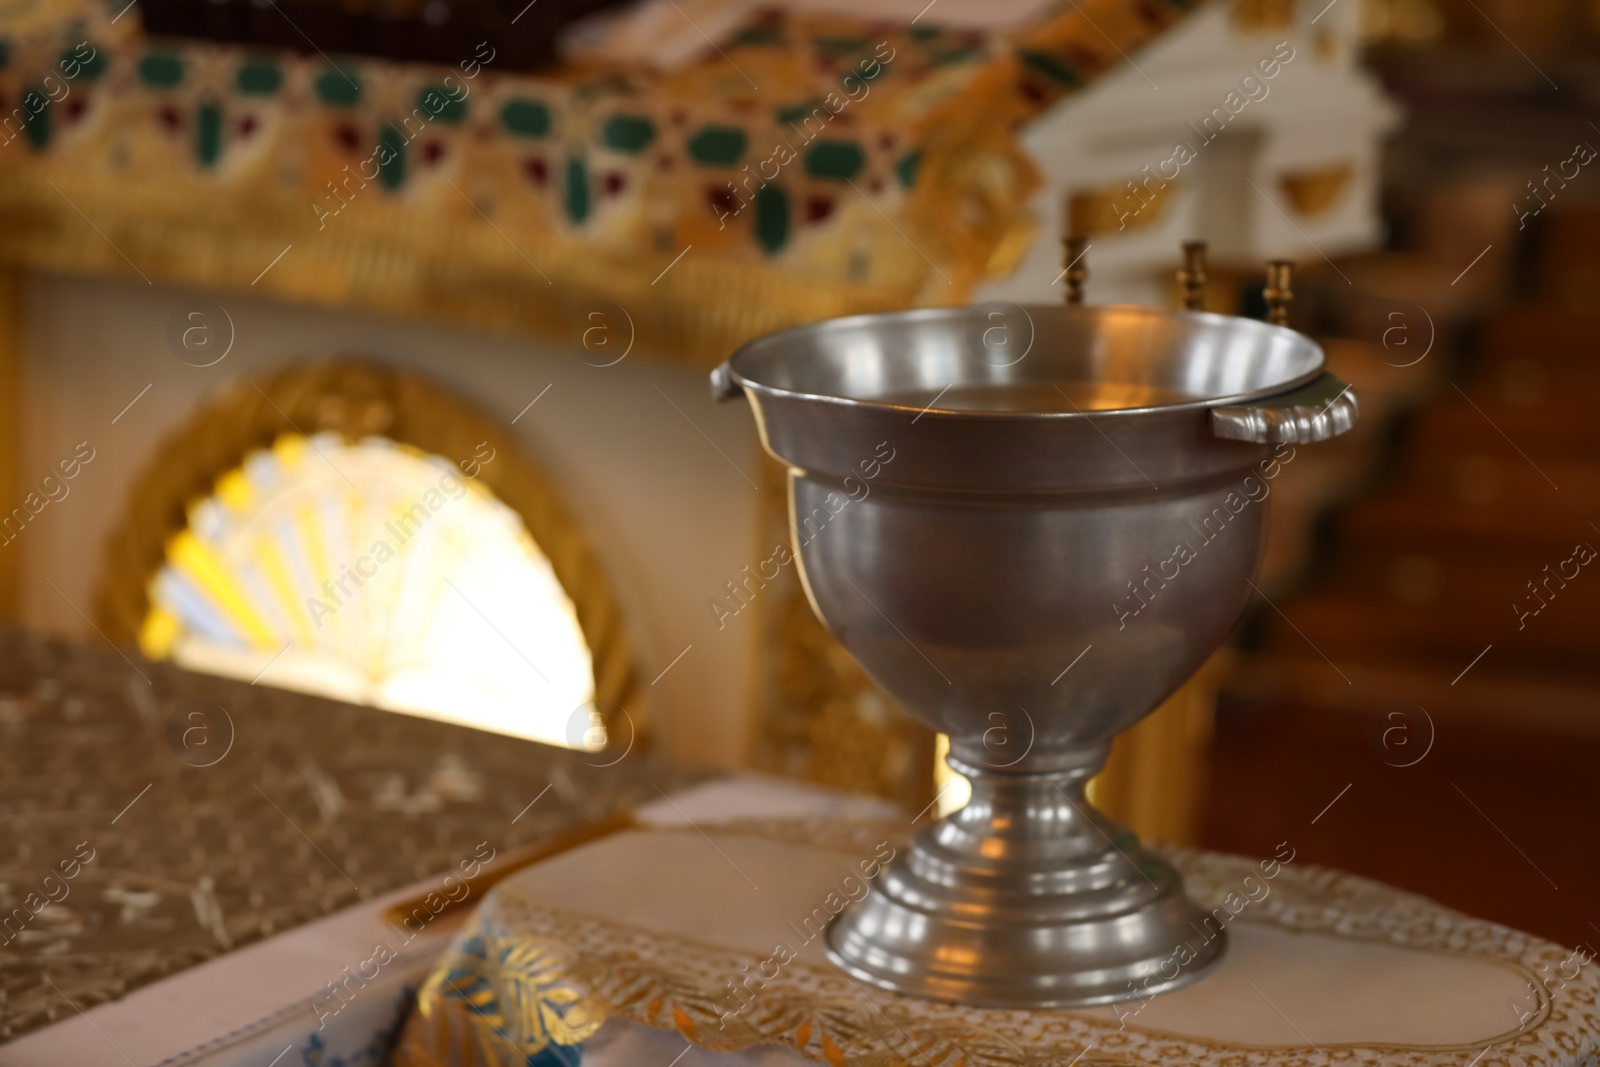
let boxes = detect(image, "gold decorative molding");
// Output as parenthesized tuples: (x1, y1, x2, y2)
(94, 358, 640, 739)
(1232, 0, 1297, 31)
(1068, 177, 1177, 237)
(1279, 163, 1354, 217)
(0, 168, 920, 372)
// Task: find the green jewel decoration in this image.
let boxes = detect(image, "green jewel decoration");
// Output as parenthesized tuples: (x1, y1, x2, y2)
(1017, 49, 1080, 88)
(729, 24, 784, 46)
(815, 36, 868, 56)
(687, 125, 746, 167)
(315, 69, 361, 107)
(237, 60, 282, 97)
(138, 53, 184, 89)
(566, 156, 590, 223)
(379, 125, 405, 190)
(804, 140, 864, 181)
(418, 85, 466, 124)
(755, 185, 788, 254)
(600, 114, 654, 154)
(501, 99, 551, 139)
(22, 89, 49, 150)
(776, 100, 824, 126)
(895, 151, 921, 189)
(197, 103, 222, 167)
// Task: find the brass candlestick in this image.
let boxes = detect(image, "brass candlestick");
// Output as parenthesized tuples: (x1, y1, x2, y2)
(1265, 259, 1294, 326)
(1179, 241, 1208, 311)
(1063, 236, 1088, 305)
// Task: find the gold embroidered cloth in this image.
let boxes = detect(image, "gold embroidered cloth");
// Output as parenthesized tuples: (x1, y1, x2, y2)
(0, 0, 1200, 361)
(392, 812, 1600, 1067)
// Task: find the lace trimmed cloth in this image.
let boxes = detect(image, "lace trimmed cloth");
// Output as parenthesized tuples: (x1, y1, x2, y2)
(392, 815, 1600, 1067)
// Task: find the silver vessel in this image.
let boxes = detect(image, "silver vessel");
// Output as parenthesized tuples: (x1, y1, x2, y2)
(712, 296, 1356, 1008)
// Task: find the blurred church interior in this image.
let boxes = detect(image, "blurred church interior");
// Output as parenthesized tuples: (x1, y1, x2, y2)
(1, 0, 1598, 1056)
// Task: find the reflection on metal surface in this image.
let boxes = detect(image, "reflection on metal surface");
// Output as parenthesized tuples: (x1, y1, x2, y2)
(1211, 372, 1359, 444)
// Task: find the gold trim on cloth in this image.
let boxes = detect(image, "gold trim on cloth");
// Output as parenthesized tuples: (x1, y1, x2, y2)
(0, 0, 1201, 363)
(393, 818, 1599, 1067)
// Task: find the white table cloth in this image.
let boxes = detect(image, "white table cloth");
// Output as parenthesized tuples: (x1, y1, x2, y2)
(392, 779, 1599, 1067)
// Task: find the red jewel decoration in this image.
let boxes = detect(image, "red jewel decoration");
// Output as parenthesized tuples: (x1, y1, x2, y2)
(421, 140, 445, 165)
(602, 171, 625, 196)
(708, 186, 739, 216)
(868, 177, 883, 194)
(523, 157, 547, 185)
(334, 123, 361, 152)
(157, 105, 182, 132)
(1135, 0, 1166, 23)
(657, 154, 675, 171)
(64, 97, 89, 124)
(1063, 43, 1102, 73)
(237, 114, 259, 138)
(878, 132, 895, 151)
(805, 196, 835, 223)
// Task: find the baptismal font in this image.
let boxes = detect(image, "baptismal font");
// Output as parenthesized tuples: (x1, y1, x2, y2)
(712, 241, 1357, 1007)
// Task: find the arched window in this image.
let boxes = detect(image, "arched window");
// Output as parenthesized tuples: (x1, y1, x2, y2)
(98, 362, 634, 751)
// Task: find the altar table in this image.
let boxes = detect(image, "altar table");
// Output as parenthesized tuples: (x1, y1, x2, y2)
(8, 775, 1595, 1065)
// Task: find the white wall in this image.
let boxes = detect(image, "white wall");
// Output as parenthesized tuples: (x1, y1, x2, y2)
(13, 271, 763, 770)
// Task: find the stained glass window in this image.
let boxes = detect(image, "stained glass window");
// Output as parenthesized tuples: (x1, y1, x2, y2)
(139, 432, 598, 748)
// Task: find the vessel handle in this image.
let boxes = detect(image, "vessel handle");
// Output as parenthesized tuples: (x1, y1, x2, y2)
(709, 361, 742, 402)
(1210, 373, 1358, 444)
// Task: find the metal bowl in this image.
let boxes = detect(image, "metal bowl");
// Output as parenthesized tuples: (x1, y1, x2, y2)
(713, 303, 1357, 1008)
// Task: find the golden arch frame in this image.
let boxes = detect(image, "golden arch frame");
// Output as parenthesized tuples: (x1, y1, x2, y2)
(96, 358, 638, 743)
